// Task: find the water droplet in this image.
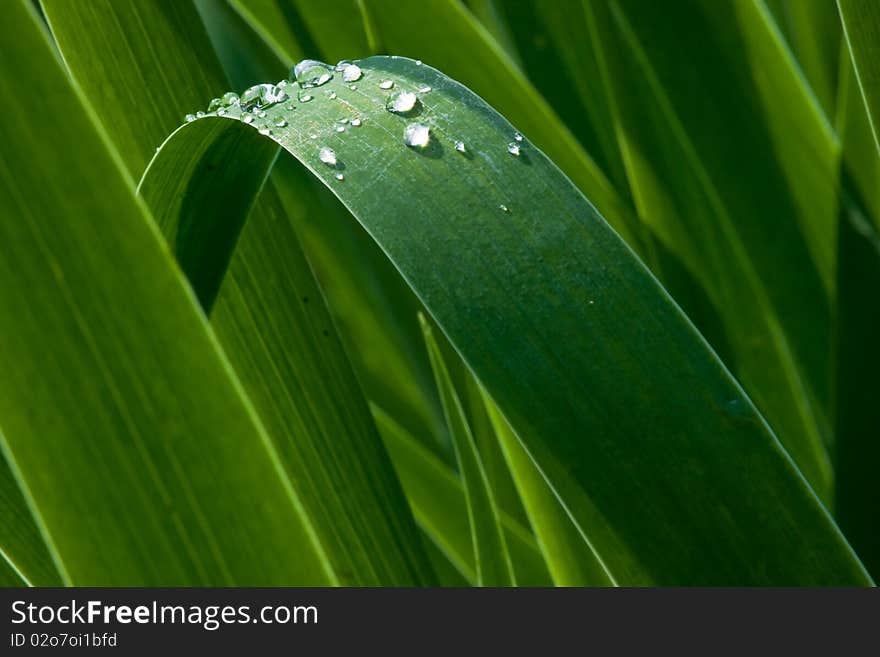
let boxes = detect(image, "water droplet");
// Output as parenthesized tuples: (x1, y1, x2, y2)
(275, 118, 288, 127)
(349, 84, 358, 90)
(507, 142, 521, 156)
(415, 60, 423, 66)
(328, 91, 337, 100)
(240, 83, 273, 110)
(267, 81, 290, 104)
(258, 110, 267, 118)
(286, 104, 295, 111)
(514, 132, 523, 142)
(259, 127, 271, 136)
(403, 122, 431, 148)
(335, 172, 345, 181)
(339, 118, 349, 124)
(155, 146, 161, 152)
(310, 133, 318, 140)
(184, 113, 196, 122)
(335, 125, 345, 133)
(293, 59, 333, 87)
(499, 204, 510, 213)
(242, 114, 255, 124)
(196, 111, 206, 118)
(299, 93, 313, 103)
(350, 118, 362, 127)
(379, 79, 394, 90)
(207, 97, 223, 112)
(454, 140, 467, 153)
(221, 91, 240, 106)
(387, 91, 419, 114)
(341, 63, 362, 83)
(319, 147, 337, 166)
(217, 107, 227, 116)
(418, 85, 432, 93)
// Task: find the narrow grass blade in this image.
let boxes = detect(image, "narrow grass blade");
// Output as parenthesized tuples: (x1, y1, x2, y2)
(481, 393, 613, 586)
(373, 406, 551, 586)
(839, 0, 880, 159)
(420, 314, 515, 586)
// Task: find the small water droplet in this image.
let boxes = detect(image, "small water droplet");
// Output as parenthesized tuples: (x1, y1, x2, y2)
(221, 91, 240, 106)
(341, 63, 362, 83)
(293, 59, 333, 87)
(299, 93, 313, 103)
(319, 147, 337, 166)
(387, 91, 419, 114)
(155, 146, 161, 152)
(339, 118, 349, 124)
(258, 110, 267, 118)
(242, 114, 255, 124)
(379, 79, 394, 89)
(350, 118, 362, 127)
(499, 204, 510, 213)
(335, 125, 345, 133)
(514, 132, 523, 142)
(455, 140, 467, 153)
(275, 118, 288, 127)
(335, 172, 345, 181)
(310, 133, 318, 140)
(349, 84, 358, 90)
(207, 97, 223, 112)
(286, 104, 295, 111)
(418, 85, 432, 93)
(415, 60, 423, 66)
(403, 122, 431, 148)
(328, 91, 337, 100)
(259, 127, 271, 136)
(507, 142, 521, 156)
(185, 113, 196, 122)
(196, 111, 206, 118)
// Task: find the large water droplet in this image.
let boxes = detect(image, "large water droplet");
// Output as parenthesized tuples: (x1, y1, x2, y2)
(379, 79, 394, 90)
(403, 123, 431, 148)
(207, 97, 223, 112)
(507, 142, 521, 156)
(221, 91, 240, 106)
(266, 81, 290, 104)
(319, 147, 337, 166)
(240, 83, 273, 110)
(293, 59, 333, 87)
(387, 91, 419, 114)
(341, 64, 362, 83)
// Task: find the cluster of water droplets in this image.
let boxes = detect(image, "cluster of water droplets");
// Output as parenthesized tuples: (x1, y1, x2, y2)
(181, 57, 526, 207)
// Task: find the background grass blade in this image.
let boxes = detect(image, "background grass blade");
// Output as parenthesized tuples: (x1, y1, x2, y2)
(839, 0, 880, 158)
(147, 54, 871, 584)
(0, 452, 61, 586)
(583, 0, 835, 501)
(0, 0, 333, 585)
(41, 0, 434, 586)
(372, 406, 551, 586)
(481, 393, 613, 586)
(420, 314, 515, 586)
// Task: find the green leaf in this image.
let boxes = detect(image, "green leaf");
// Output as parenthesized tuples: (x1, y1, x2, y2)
(144, 55, 870, 584)
(0, 448, 62, 586)
(584, 0, 836, 500)
(481, 393, 613, 586)
(42, 0, 434, 586)
(839, 0, 880, 159)
(0, 0, 331, 585)
(420, 314, 515, 586)
(372, 405, 551, 586)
